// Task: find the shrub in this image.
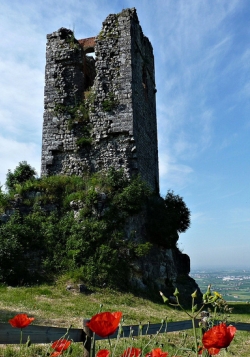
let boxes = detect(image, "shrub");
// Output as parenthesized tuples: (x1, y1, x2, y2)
(0, 168, 191, 289)
(112, 176, 151, 214)
(0, 186, 10, 213)
(146, 192, 190, 248)
(0, 222, 24, 284)
(164, 190, 191, 233)
(0, 170, 150, 286)
(5, 161, 36, 191)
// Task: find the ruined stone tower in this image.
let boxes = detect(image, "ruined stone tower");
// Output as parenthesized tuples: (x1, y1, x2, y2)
(41, 8, 159, 192)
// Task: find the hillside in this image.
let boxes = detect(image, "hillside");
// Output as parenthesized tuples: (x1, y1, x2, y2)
(0, 165, 199, 303)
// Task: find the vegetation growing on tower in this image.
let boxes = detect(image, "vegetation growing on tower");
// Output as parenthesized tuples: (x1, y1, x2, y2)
(0, 164, 190, 291)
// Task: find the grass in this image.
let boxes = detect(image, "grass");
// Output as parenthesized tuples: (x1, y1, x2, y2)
(0, 278, 250, 356)
(0, 280, 185, 328)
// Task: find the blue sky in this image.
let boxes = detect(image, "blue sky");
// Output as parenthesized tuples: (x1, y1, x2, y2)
(0, 0, 249, 270)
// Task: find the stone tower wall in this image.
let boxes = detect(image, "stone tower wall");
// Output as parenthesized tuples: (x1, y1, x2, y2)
(41, 8, 159, 192)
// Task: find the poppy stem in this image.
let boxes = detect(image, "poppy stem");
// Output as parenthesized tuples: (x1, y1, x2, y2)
(90, 332, 96, 357)
(190, 296, 199, 357)
(108, 336, 112, 355)
(111, 332, 120, 357)
(192, 316, 199, 357)
(141, 321, 164, 354)
(19, 328, 23, 356)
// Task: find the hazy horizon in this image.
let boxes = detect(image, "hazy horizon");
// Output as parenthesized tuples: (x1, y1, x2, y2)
(190, 265, 250, 273)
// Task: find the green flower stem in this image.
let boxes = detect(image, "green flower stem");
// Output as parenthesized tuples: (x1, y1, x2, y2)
(19, 328, 23, 356)
(192, 316, 199, 357)
(141, 321, 164, 355)
(90, 332, 96, 357)
(190, 296, 198, 357)
(20, 328, 23, 345)
(108, 336, 112, 356)
(171, 295, 207, 357)
(168, 302, 192, 318)
(111, 330, 121, 357)
(173, 332, 188, 356)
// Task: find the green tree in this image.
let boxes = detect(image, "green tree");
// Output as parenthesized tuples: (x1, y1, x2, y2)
(6, 161, 37, 191)
(164, 190, 191, 233)
(147, 191, 191, 248)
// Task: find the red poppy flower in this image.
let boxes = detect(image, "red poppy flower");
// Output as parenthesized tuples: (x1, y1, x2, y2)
(50, 352, 62, 357)
(146, 348, 168, 357)
(121, 347, 141, 357)
(9, 314, 35, 328)
(51, 339, 71, 352)
(96, 349, 110, 357)
(86, 311, 122, 338)
(198, 346, 220, 355)
(207, 347, 220, 355)
(202, 323, 236, 349)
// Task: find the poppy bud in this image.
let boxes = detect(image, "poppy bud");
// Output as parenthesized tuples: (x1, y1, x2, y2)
(203, 285, 211, 303)
(173, 288, 179, 297)
(191, 290, 197, 299)
(203, 293, 208, 303)
(206, 285, 211, 295)
(159, 291, 169, 303)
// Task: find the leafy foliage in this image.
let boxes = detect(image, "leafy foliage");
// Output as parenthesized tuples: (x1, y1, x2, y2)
(0, 165, 191, 288)
(0, 169, 152, 287)
(102, 92, 119, 112)
(5, 161, 36, 191)
(0, 186, 9, 213)
(76, 136, 92, 147)
(164, 190, 191, 233)
(146, 190, 190, 248)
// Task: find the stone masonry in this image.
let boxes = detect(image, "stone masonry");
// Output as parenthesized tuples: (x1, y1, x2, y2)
(41, 8, 159, 192)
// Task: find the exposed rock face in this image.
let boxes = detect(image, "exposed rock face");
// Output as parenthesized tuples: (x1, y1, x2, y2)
(131, 247, 201, 302)
(124, 211, 201, 302)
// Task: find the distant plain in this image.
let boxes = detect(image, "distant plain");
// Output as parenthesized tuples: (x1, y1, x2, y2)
(191, 268, 250, 302)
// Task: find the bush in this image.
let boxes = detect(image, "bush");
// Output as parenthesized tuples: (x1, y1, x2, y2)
(146, 190, 190, 248)
(0, 212, 43, 284)
(164, 190, 191, 233)
(113, 176, 151, 214)
(5, 161, 36, 191)
(0, 221, 24, 284)
(0, 170, 152, 287)
(0, 186, 9, 213)
(0, 168, 191, 288)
